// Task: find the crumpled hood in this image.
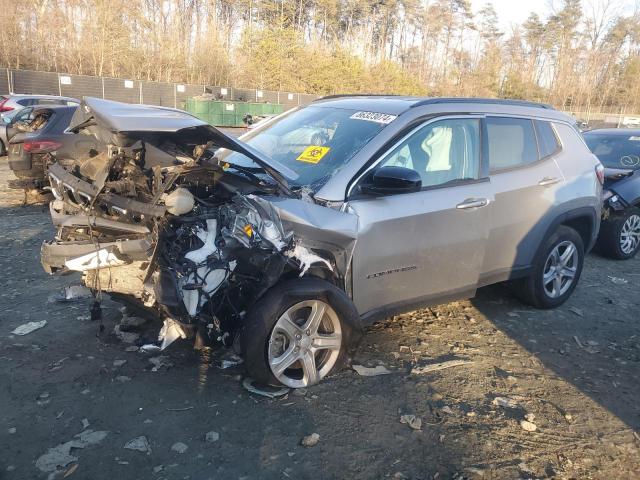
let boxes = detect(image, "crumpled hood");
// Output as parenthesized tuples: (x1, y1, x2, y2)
(69, 97, 298, 194)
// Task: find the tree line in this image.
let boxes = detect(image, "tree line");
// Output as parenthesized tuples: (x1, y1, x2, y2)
(0, 0, 639, 113)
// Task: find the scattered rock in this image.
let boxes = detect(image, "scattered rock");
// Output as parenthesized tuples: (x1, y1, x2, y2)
(115, 376, 131, 383)
(441, 406, 454, 414)
(492, 396, 519, 409)
(125, 346, 139, 352)
(8, 427, 16, 434)
(564, 413, 573, 421)
(400, 414, 422, 430)
(124, 436, 151, 454)
(506, 311, 520, 318)
(113, 359, 127, 368)
(524, 413, 536, 422)
(11, 320, 47, 336)
(81, 418, 90, 429)
(153, 465, 164, 474)
(149, 356, 173, 372)
(114, 325, 140, 344)
(300, 433, 320, 447)
(520, 420, 537, 432)
(205, 431, 220, 443)
(352, 364, 392, 376)
(80, 389, 90, 395)
(171, 442, 188, 454)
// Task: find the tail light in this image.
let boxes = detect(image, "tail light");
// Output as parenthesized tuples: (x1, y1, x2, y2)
(0, 97, 13, 112)
(23, 140, 63, 153)
(595, 163, 605, 186)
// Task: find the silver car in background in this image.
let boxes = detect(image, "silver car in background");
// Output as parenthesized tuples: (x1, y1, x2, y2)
(41, 96, 602, 388)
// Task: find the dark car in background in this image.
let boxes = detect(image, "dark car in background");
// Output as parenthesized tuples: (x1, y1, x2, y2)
(8, 105, 99, 191)
(584, 129, 640, 259)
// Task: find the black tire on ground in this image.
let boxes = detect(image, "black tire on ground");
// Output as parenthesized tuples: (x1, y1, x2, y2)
(596, 207, 640, 260)
(241, 277, 362, 387)
(513, 225, 585, 309)
(0, 140, 5, 156)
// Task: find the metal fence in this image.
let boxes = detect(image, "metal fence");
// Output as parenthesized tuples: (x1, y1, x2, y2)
(1, 68, 638, 128)
(0, 68, 319, 110)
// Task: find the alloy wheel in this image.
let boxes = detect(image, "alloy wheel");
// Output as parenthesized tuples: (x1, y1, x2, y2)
(268, 300, 342, 388)
(542, 240, 578, 298)
(620, 214, 640, 255)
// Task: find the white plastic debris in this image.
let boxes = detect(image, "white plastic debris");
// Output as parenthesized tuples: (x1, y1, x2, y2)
(158, 318, 187, 350)
(352, 364, 392, 376)
(608, 275, 628, 285)
(400, 415, 422, 430)
(36, 430, 109, 472)
(205, 431, 220, 443)
(11, 320, 47, 336)
(140, 344, 161, 353)
(285, 244, 332, 277)
(242, 377, 290, 398)
(65, 248, 127, 271)
(124, 436, 151, 454)
(54, 285, 93, 303)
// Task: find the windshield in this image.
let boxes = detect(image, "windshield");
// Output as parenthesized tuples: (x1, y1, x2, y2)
(215, 106, 391, 190)
(584, 132, 640, 170)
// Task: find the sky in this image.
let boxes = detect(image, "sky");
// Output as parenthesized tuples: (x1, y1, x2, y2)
(471, 0, 638, 29)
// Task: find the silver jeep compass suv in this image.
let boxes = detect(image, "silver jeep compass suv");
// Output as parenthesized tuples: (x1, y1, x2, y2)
(41, 96, 602, 387)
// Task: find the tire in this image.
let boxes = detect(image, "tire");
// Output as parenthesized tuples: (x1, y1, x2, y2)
(241, 277, 362, 388)
(596, 208, 640, 260)
(513, 225, 584, 309)
(0, 140, 5, 156)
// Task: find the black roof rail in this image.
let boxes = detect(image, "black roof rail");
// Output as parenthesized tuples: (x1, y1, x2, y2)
(410, 97, 554, 110)
(315, 93, 407, 101)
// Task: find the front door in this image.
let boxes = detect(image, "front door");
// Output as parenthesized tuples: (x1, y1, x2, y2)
(347, 116, 493, 316)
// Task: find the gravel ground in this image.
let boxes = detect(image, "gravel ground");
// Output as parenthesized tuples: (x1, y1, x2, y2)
(0, 159, 638, 480)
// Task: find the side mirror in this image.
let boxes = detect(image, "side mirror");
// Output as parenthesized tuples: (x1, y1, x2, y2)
(361, 166, 422, 196)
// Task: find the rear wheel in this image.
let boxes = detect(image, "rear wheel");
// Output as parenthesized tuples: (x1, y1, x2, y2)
(241, 277, 362, 388)
(513, 225, 584, 309)
(597, 208, 640, 260)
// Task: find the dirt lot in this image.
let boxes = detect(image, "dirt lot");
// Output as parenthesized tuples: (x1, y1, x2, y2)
(0, 160, 638, 480)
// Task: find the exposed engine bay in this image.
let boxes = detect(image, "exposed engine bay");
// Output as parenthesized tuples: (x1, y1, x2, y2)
(41, 98, 357, 352)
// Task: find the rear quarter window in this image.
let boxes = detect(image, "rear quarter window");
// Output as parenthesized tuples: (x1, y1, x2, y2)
(486, 117, 538, 171)
(535, 120, 561, 158)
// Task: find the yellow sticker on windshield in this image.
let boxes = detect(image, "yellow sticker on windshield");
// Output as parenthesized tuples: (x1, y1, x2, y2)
(297, 145, 330, 164)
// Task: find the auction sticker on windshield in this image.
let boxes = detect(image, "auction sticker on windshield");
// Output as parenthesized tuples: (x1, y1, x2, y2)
(350, 111, 397, 124)
(297, 145, 330, 164)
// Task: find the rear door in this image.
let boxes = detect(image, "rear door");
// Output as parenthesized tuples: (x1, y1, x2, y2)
(481, 117, 565, 280)
(347, 116, 493, 316)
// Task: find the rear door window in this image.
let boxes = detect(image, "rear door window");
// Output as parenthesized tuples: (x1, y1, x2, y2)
(486, 117, 539, 171)
(535, 120, 561, 158)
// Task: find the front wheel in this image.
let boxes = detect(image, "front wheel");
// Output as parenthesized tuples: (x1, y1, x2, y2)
(241, 277, 362, 388)
(513, 225, 584, 309)
(597, 208, 640, 260)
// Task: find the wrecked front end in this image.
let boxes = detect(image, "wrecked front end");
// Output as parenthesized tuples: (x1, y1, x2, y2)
(41, 98, 356, 355)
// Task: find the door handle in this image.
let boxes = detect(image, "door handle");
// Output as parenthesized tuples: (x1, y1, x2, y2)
(456, 198, 489, 210)
(538, 176, 561, 186)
